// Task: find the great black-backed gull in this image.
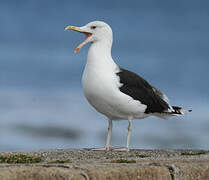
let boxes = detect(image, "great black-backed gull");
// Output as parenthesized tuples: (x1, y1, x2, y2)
(65, 21, 191, 151)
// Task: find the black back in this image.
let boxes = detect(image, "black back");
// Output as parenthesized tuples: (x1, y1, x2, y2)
(116, 68, 170, 113)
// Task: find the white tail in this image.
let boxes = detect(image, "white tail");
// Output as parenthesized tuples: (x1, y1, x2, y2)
(172, 106, 192, 115)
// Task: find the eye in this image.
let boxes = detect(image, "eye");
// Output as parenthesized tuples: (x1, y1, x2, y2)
(91, 26, 96, 30)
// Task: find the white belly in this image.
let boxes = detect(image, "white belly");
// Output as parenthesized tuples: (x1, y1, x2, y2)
(82, 65, 147, 120)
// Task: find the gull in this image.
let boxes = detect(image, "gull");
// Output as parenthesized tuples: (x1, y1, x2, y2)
(65, 21, 191, 151)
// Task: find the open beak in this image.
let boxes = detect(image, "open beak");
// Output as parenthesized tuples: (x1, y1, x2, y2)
(65, 25, 92, 53)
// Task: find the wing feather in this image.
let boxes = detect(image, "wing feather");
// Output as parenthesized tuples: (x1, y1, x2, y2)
(116, 68, 170, 113)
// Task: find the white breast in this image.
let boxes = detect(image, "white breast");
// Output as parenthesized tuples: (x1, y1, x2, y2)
(81, 42, 147, 120)
(82, 57, 119, 118)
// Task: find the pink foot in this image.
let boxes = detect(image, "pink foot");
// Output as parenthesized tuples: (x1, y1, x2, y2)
(90, 147, 111, 151)
(112, 147, 129, 152)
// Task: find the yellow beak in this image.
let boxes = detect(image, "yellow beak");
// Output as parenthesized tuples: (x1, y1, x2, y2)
(65, 25, 85, 33)
(65, 25, 92, 53)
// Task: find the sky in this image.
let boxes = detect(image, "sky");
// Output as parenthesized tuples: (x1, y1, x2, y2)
(0, 0, 209, 151)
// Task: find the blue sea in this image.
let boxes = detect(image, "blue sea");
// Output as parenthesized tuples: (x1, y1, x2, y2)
(0, 0, 209, 152)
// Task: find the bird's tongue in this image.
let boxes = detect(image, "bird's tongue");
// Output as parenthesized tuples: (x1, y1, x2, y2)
(84, 33, 92, 40)
(74, 33, 92, 53)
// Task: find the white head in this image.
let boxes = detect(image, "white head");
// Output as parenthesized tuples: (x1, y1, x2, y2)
(65, 21, 113, 53)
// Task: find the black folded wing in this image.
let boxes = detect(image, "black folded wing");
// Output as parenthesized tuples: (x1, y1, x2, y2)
(116, 68, 170, 113)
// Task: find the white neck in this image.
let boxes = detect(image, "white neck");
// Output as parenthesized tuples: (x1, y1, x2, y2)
(86, 40, 117, 70)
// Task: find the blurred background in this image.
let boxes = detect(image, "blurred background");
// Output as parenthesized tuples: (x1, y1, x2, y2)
(0, 0, 209, 152)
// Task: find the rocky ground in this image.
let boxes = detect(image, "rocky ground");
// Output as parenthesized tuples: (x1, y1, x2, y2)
(0, 149, 209, 180)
